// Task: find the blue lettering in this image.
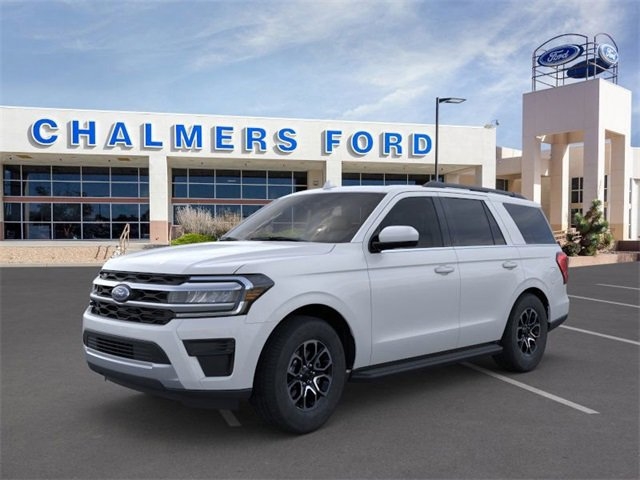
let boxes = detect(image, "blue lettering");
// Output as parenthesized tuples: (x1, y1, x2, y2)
(71, 120, 96, 147)
(107, 122, 133, 147)
(411, 133, 432, 155)
(174, 124, 203, 149)
(143, 123, 163, 148)
(275, 128, 297, 153)
(383, 132, 403, 156)
(323, 130, 342, 154)
(215, 126, 234, 150)
(350, 131, 373, 155)
(244, 127, 267, 152)
(31, 118, 58, 145)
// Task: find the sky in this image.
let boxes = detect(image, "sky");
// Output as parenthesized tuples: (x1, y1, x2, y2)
(1, 0, 638, 149)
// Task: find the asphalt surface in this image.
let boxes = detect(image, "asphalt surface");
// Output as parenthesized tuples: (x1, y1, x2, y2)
(1, 263, 638, 479)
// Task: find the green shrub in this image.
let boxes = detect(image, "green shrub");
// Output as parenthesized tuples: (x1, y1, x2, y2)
(562, 199, 614, 256)
(171, 233, 215, 246)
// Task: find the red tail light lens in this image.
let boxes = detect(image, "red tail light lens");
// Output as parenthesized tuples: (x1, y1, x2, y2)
(556, 251, 569, 284)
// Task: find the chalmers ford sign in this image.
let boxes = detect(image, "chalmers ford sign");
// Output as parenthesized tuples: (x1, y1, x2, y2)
(29, 118, 434, 157)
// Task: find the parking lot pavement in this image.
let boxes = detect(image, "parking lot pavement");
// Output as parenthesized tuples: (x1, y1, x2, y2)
(1, 263, 638, 479)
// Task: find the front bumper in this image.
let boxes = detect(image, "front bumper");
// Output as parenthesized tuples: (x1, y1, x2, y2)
(87, 362, 251, 409)
(82, 306, 273, 403)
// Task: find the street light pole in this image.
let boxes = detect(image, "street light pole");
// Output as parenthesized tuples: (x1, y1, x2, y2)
(434, 97, 466, 182)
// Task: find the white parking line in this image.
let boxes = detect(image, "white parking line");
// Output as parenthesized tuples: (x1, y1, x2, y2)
(560, 325, 640, 346)
(219, 409, 242, 427)
(568, 295, 640, 309)
(462, 363, 599, 415)
(596, 283, 640, 291)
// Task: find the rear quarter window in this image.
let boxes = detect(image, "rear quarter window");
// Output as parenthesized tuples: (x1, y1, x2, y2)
(503, 203, 556, 244)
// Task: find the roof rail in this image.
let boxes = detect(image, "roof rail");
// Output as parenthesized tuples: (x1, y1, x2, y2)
(423, 181, 526, 199)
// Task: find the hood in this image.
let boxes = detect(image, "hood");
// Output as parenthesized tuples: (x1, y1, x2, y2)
(102, 241, 335, 275)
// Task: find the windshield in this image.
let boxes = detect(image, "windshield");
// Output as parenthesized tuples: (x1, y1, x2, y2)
(222, 192, 385, 243)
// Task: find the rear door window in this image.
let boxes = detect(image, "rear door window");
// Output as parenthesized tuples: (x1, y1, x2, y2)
(503, 203, 556, 244)
(440, 197, 505, 246)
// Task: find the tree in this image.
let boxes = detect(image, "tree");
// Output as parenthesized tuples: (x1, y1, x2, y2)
(562, 199, 613, 256)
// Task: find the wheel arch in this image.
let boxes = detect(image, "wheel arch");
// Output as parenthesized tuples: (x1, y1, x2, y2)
(512, 287, 550, 323)
(257, 304, 357, 372)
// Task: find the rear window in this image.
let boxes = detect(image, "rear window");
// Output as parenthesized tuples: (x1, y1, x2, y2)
(503, 203, 555, 244)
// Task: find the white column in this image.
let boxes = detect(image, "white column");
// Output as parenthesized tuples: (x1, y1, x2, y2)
(608, 134, 631, 239)
(324, 158, 342, 186)
(582, 125, 605, 212)
(474, 163, 496, 189)
(522, 136, 542, 202)
(549, 140, 570, 231)
(148, 153, 170, 244)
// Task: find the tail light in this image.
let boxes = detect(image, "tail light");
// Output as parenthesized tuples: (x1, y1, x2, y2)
(556, 251, 569, 284)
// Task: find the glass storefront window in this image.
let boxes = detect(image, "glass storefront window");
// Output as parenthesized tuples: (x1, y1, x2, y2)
(111, 167, 139, 182)
(189, 169, 215, 183)
(4, 203, 21, 221)
(82, 167, 110, 181)
(54, 223, 81, 239)
(268, 171, 293, 185)
(268, 185, 293, 199)
(23, 166, 51, 181)
(83, 203, 111, 221)
(112, 204, 139, 222)
(111, 183, 139, 197)
(216, 184, 241, 198)
(242, 170, 267, 184)
(53, 182, 81, 196)
(53, 204, 81, 222)
(52, 166, 80, 181)
(26, 181, 51, 196)
(4, 223, 22, 239)
(3, 165, 21, 180)
(84, 223, 111, 239)
(216, 170, 241, 184)
(82, 182, 110, 197)
(189, 184, 214, 198)
(26, 223, 51, 239)
(242, 185, 266, 199)
(27, 203, 51, 221)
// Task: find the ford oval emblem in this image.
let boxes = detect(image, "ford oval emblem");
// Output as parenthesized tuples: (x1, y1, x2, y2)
(597, 43, 618, 67)
(111, 284, 132, 303)
(538, 44, 584, 67)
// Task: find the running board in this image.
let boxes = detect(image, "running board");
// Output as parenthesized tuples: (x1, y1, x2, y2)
(350, 343, 503, 382)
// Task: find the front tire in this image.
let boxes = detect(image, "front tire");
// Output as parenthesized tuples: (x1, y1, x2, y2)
(251, 316, 346, 434)
(494, 294, 548, 372)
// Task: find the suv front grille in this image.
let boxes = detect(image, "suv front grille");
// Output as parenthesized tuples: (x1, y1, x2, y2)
(83, 331, 170, 364)
(94, 284, 169, 303)
(90, 300, 174, 325)
(99, 270, 188, 285)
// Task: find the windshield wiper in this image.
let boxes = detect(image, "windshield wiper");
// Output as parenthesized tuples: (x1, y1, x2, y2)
(219, 236, 238, 241)
(248, 236, 303, 242)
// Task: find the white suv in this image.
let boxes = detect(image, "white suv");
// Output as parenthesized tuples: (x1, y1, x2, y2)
(83, 182, 570, 433)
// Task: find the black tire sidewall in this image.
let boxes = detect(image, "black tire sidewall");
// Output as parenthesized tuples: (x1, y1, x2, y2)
(255, 317, 346, 434)
(500, 295, 548, 372)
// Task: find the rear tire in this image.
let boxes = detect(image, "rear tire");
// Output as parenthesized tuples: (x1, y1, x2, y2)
(251, 316, 346, 434)
(494, 294, 548, 372)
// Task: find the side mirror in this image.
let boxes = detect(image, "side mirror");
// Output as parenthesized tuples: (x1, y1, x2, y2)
(370, 225, 419, 252)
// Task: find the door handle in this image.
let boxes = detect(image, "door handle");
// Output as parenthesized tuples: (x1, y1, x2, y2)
(502, 261, 518, 270)
(435, 265, 455, 275)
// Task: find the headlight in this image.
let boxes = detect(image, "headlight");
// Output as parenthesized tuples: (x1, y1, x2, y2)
(168, 283, 242, 304)
(169, 274, 274, 317)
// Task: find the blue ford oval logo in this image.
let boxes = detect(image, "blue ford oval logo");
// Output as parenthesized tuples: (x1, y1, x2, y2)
(597, 44, 618, 67)
(538, 44, 583, 67)
(111, 284, 132, 303)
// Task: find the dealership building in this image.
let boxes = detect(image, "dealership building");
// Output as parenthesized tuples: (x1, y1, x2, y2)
(0, 34, 638, 244)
